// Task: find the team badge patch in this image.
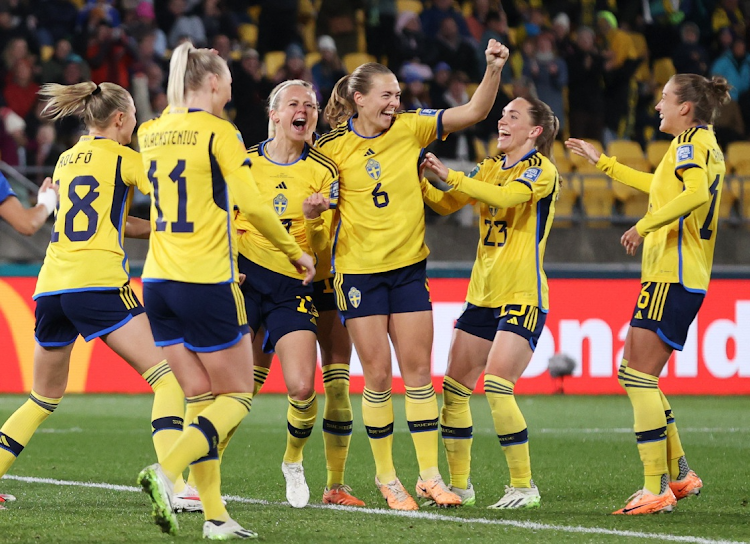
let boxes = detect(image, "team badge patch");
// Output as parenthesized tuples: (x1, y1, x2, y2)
(419, 108, 438, 116)
(365, 158, 381, 180)
(469, 164, 480, 178)
(330, 180, 339, 200)
(676, 144, 694, 162)
(348, 287, 362, 309)
(273, 193, 288, 215)
(522, 167, 541, 182)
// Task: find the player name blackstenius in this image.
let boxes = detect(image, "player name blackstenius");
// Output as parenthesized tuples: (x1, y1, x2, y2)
(139, 130, 199, 149)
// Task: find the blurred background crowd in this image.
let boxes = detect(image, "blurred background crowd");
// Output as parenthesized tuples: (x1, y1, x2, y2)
(1, 0, 750, 226)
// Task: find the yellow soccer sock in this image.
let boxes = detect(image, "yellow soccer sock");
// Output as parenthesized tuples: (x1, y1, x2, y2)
(322, 364, 353, 488)
(253, 366, 270, 396)
(284, 393, 318, 464)
(0, 391, 61, 477)
(440, 376, 473, 489)
(161, 393, 253, 482)
(184, 393, 215, 490)
(484, 375, 532, 488)
(405, 383, 440, 481)
(142, 361, 185, 487)
(659, 389, 688, 480)
(191, 458, 228, 522)
(618, 362, 668, 494)
(362, 388, 396, 483)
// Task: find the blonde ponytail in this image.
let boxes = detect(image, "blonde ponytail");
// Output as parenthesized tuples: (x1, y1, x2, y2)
(167, 42, 193, 106)
(39, 81, 132, 130)
(167, 41, 228, 107)
(324, 75, 353, 128)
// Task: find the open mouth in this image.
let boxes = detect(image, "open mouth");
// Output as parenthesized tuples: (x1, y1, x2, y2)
(497, 128, 511, 141)
(292, 117, 307, 132)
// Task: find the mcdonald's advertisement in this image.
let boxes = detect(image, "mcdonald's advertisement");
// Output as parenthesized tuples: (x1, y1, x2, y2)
(1, 277, 748, 395)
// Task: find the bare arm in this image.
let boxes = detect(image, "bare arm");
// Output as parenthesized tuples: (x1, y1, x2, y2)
(0, 178, 58, 236)
(441, 39, 510, 135)
(124, 216, 151, 239)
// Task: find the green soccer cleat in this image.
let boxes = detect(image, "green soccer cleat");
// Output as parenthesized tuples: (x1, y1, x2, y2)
(137, 463, 178, 535)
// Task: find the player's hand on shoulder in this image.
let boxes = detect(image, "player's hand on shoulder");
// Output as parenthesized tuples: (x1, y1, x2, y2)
(303, 193, 330, 219)
(291, 252, 316, 285)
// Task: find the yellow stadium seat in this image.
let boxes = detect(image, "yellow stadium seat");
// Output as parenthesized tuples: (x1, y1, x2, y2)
(580, 174, 614, 225)
(40, 45, 54, 63)
(552, 140, 573, 175)
(718, 179, 737, 219)
(247, 5, 261, 22)
(264, 51, 286, 78)
(555, 175, 581, 225)
(726, 142, 750, 174)
(343, 53, 377, 74)
(397, 0, 423, 14)
(473, 138, 489, 162)
(607, 140, 648, 168)
(646, 140, 671, 170)
(305, 52, 321, 68)
(731, 178, 750, 221)
(621, 190, 650, 218)
(466, 83, 479, 98)
(237, 23, 258, 48)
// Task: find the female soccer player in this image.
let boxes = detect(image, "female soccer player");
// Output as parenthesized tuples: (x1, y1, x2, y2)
(0, 81, 187, 508)
(318, 39, 509, 510)
(233, 79, 362, 508)
(566, 74, 729, 515)
(420, 97, 560, 509)
(136, 43, 314, 539)
(0, 172, 57, 236)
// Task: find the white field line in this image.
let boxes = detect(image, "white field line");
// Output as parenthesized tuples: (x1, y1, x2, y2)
(2, 474, 746, 544)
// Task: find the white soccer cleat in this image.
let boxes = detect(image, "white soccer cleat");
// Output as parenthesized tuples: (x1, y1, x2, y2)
(281, 462, 309, 508)
(451, 482, 476, 506)
(173, 484, 204, 513)
(203, 518, 258, 540)
(487, 481, 541, 509)
(0, 494, 16, 502)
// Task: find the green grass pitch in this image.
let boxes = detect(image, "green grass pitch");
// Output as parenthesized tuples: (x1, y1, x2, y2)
(0, 394, 748, 543)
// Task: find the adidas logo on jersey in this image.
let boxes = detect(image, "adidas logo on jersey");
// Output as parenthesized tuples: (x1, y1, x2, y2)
(275, 181, 288, 189)
(508, 317, 519, 325)
(635, 310, 643, 320)
(364, 148, 376, 156)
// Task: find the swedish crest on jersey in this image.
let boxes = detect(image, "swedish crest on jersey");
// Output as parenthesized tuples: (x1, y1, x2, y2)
(348, 287, 362, 308)
(273, 193, 288, 215)
(365, 158, 381, 180)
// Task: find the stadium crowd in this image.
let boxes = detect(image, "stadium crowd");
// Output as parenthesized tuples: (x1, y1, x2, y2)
(0, 0, 748, 181)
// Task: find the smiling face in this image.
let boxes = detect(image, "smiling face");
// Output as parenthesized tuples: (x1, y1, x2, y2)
(655, 79, 686, 135)
(354, 73, 401, 133)
(496, 98, 541, 154)
(270, 84, 318, 142)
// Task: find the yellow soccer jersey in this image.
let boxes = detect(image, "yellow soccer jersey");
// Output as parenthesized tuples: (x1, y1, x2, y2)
(34, 136, 150, 298)
(235, 141, 339, 279)
(638, 126, 724, 293)
(315, 108, 446, 274)
(138, 107, 251, 284)
(454, 150, 559, 310)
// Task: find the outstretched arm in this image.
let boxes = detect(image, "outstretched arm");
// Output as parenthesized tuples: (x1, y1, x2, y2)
(0, 177, 58, 236)
(566, 138, 653, 193)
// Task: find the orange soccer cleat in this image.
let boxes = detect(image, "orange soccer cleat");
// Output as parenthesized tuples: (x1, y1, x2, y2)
(415, 475, 462, 507)
(613, 487, 677, 515)
(669, 470, 703, 500)
(323, 485, 366, 507)
(375, 477, 419, 511)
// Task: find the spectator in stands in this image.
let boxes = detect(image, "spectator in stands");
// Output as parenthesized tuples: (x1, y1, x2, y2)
(0, 2, 38, 59)
(3, 59, 40, 121)
(255, 0, 302, 56)
(212, 34, 233, 63)
(434, 17, 481, 82)
(399, 64, 432, 111)
(41, 39, 91, 84)
(233, 47, 274, 145)
(710, 37, 750, 102)
(430, 71, 475, 162)
(392, 10, 433, 74)
(87, 21, 136, 89)
(124, 2, 167, 58)
(552, 12, 575, 60)
(566, 26, 605, 141)
(523, 32, 567, 134)
(317, 0, 364, 58)
(466, 0, 491, 43)
(273, 43, 312, 85)
(711, 26, 736, 61)
(712, 0, 745, 40)
(421, 0, 471, 40)
(479, 11, 512, 68)
(166, 0, 207, 48)
(597, 10, 640, 142)
(131, 31, 168, 75)
(311, 35, 346, 110)
(365, 0, 397, 64)
(429, 61, 452, 107)
(32, 0, 78, 46)
(77, 0, 121, 30)
(0, 107, 26, 166)
(28, 124, 65, 186)
(672, 22, 710, 76)
(199, 0, 238, 42)
(0, 171, 57, 236)
(511, 75, 537, 100)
